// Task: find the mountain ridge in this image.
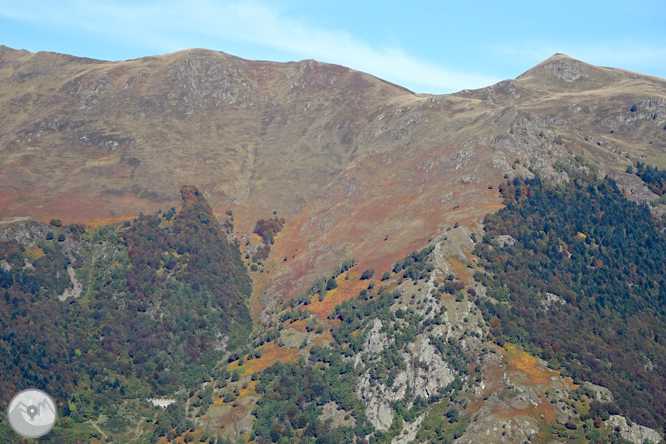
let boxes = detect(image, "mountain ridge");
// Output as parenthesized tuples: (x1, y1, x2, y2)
(1, 45, 665, 319)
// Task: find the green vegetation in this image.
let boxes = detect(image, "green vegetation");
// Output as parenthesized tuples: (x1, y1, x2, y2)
(476, 173, 666, 429)
(251, 358, 372, 443)
(244, 243, 471, 444)
(326, 277, 338, 291)
(252, 215, 286, 261)
(0, 186, 252, 441)
(360, 269, 374, 280)
(632, 161, 666, 196)
(392, 245, 436, 281)
(333, 258, 358, 278)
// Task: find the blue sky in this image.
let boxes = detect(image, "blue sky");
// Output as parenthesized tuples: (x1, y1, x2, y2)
(1, 0, 665, 93)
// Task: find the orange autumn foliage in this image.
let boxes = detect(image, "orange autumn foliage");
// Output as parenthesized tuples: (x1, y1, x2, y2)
(502, 343, 551, 386)
(227, 342, 300, 376)
(306, 274, 369, 321)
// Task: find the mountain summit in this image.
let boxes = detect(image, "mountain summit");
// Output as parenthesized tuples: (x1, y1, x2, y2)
(2, 46, 664, 314)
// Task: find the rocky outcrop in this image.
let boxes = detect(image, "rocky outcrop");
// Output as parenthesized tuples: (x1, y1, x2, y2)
(606, 415, 662, 444)
(319, 401, 356, 429)
(460, 415, 540, 444)
(279, 327, 316, 349)
(355, 234, 478, 433)
(541, 292, 566, 310)
(390, 413, 426, 444)
(493, 234, 516, 248)
(583, 381, 614, 402)
(540, 57, 584, 83)
(363, 396, 394, 432)
(58, 266, 83, 301)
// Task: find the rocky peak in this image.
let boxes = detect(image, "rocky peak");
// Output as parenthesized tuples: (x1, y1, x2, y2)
(522, 53, 585, 82)
(515, 53, 630, 92)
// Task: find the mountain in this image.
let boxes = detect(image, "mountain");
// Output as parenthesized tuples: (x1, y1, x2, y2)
(1, 46, 666, 443)
(1, 47, 665, 321)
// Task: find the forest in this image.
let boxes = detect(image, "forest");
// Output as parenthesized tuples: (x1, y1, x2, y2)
(0, 186, 252, 442)
(475, 171, 666, 430)
(631, 161, 666, 196)
(5, 169, 666, 442)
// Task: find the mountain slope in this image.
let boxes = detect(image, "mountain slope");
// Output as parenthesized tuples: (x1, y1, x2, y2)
(2, 48, 664, 321)
(2, 46, 666, 443)
(0, 187, 251, 438)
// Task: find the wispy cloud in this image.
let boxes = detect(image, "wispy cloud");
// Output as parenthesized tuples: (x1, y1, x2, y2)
(0, 0, 499, 92)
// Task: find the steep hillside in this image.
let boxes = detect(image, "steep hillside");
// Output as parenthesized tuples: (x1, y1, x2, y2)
(0, 187, 252, 442)
(2, 47, 665, 319)
(2, 46, 666, 443)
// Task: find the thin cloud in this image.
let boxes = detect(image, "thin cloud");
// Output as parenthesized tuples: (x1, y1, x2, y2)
(0, 0, 499, 92)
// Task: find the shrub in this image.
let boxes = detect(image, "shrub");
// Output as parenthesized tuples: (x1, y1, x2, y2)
(253, 217, 285, 245)
(360, 269, 374, 280)
(326, 278, 338, 291)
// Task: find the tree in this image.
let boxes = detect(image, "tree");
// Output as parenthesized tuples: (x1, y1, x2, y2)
(326, 278, 338, 291)
(360, 269, 374, 280)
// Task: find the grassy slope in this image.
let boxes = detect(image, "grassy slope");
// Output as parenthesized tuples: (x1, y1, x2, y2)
(2, 48, 665, 320)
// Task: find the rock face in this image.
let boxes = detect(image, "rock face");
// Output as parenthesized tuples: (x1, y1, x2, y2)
(460, 415, 540, 444)
(607, 415, 662, 444)
(354, 237, 471, 431)
(58, 267, 83, 301)
(539, 56, 585, 82)
(390, 414, 426, 444)
(0, 221, 84, 262)
(348, 231, 661, 443)
(584, 381, 614, 402)
(363, 395, 394, 432)
(493, 234, 516, 248)
(612, 170, 666, 219)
